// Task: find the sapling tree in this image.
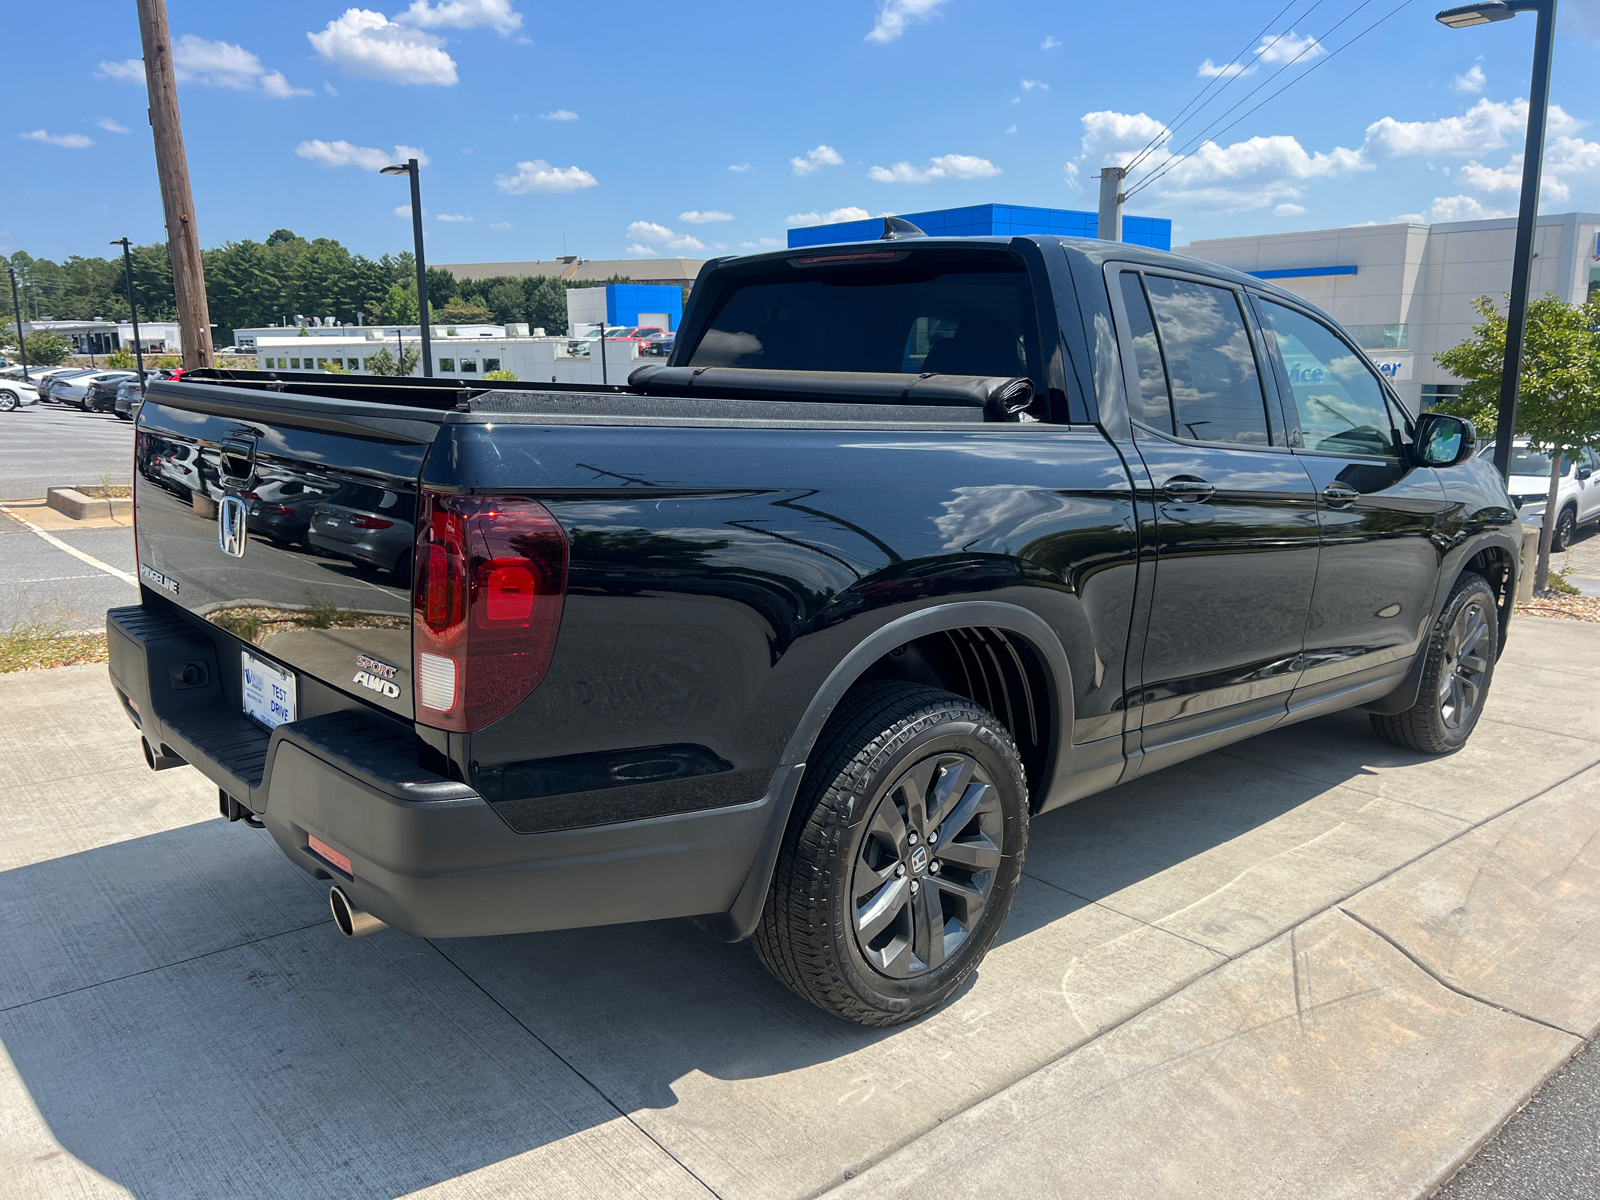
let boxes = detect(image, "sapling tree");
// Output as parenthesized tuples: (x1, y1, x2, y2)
(1434, 294, 1600, 592)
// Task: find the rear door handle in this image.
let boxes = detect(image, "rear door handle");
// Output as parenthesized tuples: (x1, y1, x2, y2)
(1322, 483, 1361, 508)
(1162, 476, 1215, 502)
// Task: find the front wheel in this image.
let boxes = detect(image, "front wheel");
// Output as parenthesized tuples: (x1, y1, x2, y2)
(754, 682, 1028, 1026)
(0, 391, 17, 412)
(1552, 506, 1577, 552)
(1371, 571, 1498, 754)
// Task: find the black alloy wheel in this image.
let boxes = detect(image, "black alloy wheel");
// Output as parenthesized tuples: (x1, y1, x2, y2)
(1553, 506, 1577, 552)
(755, 681, 1028, 1026)
(1371, 571, 1497, 754)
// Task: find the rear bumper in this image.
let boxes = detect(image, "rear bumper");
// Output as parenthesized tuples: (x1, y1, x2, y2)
(107, 602, 784, 939)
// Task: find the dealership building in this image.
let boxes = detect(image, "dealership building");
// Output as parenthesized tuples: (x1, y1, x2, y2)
(1179, 211, 1600, 414)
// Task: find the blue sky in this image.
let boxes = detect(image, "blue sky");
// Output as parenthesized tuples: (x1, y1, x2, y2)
(7, 0, 1600, 264)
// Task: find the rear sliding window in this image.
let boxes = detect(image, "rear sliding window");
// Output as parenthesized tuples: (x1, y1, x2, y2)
(685, 252, 1044, 382)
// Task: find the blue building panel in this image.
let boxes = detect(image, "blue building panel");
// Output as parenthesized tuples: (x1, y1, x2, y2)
(786, 202, 1171, 251)
(604, 283, 683, 331)
(1247, 265, 1358, 280)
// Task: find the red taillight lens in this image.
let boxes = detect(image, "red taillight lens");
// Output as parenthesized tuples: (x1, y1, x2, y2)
(351, 514, 395, 530)
(412, 492, 567, 732)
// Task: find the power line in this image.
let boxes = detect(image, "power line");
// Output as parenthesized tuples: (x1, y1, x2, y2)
(1123, 0, 1320, 177)
(1124, 0, 1417, 202)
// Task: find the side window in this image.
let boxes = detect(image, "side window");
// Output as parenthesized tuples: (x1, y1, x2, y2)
(1118, 273, 1174, 433)
(1257, 300, 1398, 458)
(1143, 275, 1271, 446)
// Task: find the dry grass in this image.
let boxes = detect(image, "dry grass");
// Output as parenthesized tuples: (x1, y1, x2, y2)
(0, 622, 109, 673)
(1516, 594, 1600, 623)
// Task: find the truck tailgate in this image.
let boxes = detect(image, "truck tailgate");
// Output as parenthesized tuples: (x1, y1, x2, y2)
(134, 389, 435, 721)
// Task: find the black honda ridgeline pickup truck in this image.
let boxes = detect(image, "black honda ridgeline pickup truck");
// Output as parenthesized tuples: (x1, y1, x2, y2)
(110, 226, 1519, 1026)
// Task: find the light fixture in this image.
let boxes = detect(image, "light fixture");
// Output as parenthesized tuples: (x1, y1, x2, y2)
(1435, 2, 1515, 27)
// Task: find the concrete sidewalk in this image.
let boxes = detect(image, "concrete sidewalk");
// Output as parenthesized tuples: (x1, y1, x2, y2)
(2, 618, 1598, 1199)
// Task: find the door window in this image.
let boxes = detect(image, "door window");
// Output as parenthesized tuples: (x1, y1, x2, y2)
(1141, 275, 1271, 445)
(1257, 300, 1398, 458)
(1118, 273, 1175, 432)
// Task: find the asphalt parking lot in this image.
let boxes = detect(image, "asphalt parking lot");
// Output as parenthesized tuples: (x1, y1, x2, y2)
(0, 401, 135, 501)
(2, 617, 1598, 1199)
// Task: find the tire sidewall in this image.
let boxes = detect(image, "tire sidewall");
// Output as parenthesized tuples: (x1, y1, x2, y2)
(1555, 507, 1576, 551)
(1421, 576, 1498, 749)
(822, 714, 1027, 1015)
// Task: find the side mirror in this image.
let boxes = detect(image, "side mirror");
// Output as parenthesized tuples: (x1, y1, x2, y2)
(1412, 412, 1476, 468)
(1579, 464, 1594, 481)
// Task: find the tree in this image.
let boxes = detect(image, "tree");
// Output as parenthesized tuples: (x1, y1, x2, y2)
(23, 330, 70, 366)
(1435, 293, 1600, 591)
(377, 283, 419, 325)
(364, 343, 419, 376)
(433, 298, 496, 324)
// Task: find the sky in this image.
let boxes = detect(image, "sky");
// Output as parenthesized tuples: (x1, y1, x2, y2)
(6, 0, 1600, 265)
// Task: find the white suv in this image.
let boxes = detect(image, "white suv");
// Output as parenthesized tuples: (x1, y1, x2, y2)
(1480, 440, 1600, 551)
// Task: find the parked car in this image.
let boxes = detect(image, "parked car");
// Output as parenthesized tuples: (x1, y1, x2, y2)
(306, 483, 415, 577)
(38, 368, 95, 401)
(0, 379, 40, 410)
(244, 474, 334, 546)
(86, 374, 134, 413)
(110, 228, 1519, 1027)
(53, 370, 134, 410)
(1480, 439, 1600, 550)
(638, 333, 676, 358)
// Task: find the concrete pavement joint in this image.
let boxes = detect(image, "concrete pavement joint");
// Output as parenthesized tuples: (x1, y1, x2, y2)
(424, 938, 723, 1199)
(1018, 868, 1227, 960)
(1336, 906, 1585, 1040)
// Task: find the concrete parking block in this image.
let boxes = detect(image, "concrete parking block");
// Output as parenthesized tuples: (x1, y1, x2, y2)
(1346, 763, 1600, 1040)
(1026, 752, 1467, 957)
(1224, 708, 1600, 825)
(832, 909, 1579, 1200)
(0, 926, 708, 1200)
(438, 874, 1222, 1200)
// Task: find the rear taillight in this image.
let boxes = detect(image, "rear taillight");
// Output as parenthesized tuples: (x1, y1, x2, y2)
(412, 491, 567, 732)
(351, 514, 394, 530)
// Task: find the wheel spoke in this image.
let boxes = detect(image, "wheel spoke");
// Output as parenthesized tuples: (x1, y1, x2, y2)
(934, 833, 1002, 874)
(1459, 652, 1488, 677)
(934, 780, 992, 846)
(895, 757, 941, 833)
(1459, 674, 1481, 710)
(856, 875, 910, 943)
(865, 800, 909, 861)
(853, 857, 897, 901)
(912, 882, 947, 970)
(927, 757, 971, 827)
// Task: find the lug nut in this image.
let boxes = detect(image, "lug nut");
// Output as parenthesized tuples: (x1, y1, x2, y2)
(910, 880, 920, 894)
(928, 830, 938, 844)
(930, 860, 941, 874)
(908, 830, 918, 844)
(895, 864, 907, 878)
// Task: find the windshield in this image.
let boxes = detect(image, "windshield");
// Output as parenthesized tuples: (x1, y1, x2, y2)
(1482, 445, 1571, 477)
(685, 250, 1042, 380)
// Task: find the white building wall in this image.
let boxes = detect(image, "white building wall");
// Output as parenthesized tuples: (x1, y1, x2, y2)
(254, 334, 647, 385)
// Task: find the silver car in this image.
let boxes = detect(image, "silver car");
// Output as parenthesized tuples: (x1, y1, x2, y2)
(307, 484, 414, 578)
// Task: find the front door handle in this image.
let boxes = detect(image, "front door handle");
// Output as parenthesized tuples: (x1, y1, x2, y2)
(1322, 482, 1361, 508)
(1162, 475, 1215, 502)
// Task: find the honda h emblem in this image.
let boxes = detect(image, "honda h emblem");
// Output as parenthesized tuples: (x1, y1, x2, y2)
(218, 495, 248, 558)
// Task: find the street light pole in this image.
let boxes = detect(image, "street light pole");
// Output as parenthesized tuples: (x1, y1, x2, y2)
(381, 158, 433, 377)
(7, 267, 31, 382)
(1436, 0, 1558, 481)
(111, 238, 148, 385)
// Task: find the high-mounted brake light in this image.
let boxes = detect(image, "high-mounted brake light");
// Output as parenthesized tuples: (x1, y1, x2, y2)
(412, 492, 567, 732)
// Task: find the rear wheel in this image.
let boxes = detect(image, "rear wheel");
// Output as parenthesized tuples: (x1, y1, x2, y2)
(754, 682, 1028, 1026)
(1370, 571, 1497, 754)
(0, 391, 17, 412)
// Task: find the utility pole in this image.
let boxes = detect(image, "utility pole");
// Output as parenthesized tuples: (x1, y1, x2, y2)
(136, 0, 214, 371)
(111, 238, 148, 384)
(7, 268, 31, 382)
(1097, 166, 1126, 242)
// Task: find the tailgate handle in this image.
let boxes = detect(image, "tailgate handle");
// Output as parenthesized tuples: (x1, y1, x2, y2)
(220, 437, 257, 481)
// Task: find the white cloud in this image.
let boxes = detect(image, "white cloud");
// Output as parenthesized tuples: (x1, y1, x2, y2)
(295, 140, 430, 169)
(1457, 135, 1600, 205)
(395, 205, 413, 218)
(866, 0, 946, 43)
(261, 71, 314, 98)
(668, 235, 706, 251)
(791, 144, 844, 175)
(324, 81, 340, 96)
(728, 162, 751, 172)
(489, 221, 514, 229)
(785, 206, 871, 226)
(1364, 97, 1579, 157)
(395, 0, 523, 34)
(1041, 35, 1060, 49)
(1020, 78, 1048, 91)
(495, 159, 597, 193)
(436, 213, 472, 221)
(740, 237, 784, 248)
(1197, 30, 1323, 80)
(1062, 161, 1081, 190)
(308, 9, 458, 86)
(95, 58, 145, 84)
(540, 109, 578, 120)
(1078, 109, 1367, 212)
(627, 220, 674, 242)
(1274, 203, 1306, 216)
(20, 129, 93, 148)
(96, 117, 130, 133)
(869, 153, 1000, 184)
(626, 243, 658, 256)
(1453, 64, 1486, 94)
(679, 210, 733, 223)
(1420, 194, 1514, 222)
(1005, 124, 1017, 134)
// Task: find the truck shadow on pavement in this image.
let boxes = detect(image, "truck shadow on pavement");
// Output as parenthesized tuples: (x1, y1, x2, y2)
(0, 709, 1450, 1198)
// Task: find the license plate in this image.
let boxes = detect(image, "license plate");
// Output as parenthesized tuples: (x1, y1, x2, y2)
(241, 651, 297, 729)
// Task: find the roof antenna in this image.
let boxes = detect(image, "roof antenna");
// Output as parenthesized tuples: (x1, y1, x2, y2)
(880, 216, 927, 240)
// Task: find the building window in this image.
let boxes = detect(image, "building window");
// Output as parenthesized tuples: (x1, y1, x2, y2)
(439, 357, 456, 372)
(1343, 324, 1409, 349)
(1589, 266, 1599, 305)
(460, 358, 477, 373)
(350, 358, 361, 371)
(1420, 384, 1462, 411)
(484, 358, 501, 372)
(316, 358, 328, 369)
(290, 358, 301, 369)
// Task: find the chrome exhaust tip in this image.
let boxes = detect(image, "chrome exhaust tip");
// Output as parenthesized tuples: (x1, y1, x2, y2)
(329, 886, 388, 939)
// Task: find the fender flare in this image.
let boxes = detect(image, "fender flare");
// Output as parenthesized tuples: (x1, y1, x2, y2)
(697, 601, 1074, 942)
